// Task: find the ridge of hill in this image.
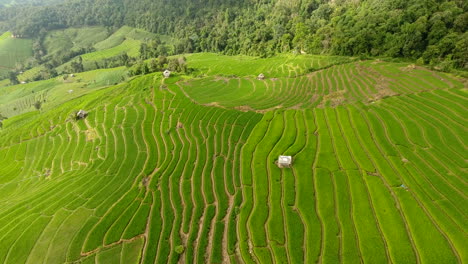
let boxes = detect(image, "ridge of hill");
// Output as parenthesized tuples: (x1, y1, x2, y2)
(0, 31, 33, 79)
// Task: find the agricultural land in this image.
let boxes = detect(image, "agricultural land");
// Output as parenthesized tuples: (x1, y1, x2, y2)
(0, 49, 466, 263)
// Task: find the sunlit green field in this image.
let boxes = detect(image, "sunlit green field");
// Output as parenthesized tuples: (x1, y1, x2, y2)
(0, 67, 126, 117)
(0, 53, 466, 263)
(0, 32, 33, 77)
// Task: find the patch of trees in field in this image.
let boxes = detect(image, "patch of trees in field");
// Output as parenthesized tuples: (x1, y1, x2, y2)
(128, 56, 189, 77)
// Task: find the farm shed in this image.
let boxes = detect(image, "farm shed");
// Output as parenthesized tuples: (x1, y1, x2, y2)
(163, 70, 171, 78)
(278, 155, 292, 168)
(257, 73, 265, 80)
(76, 109, 88, 120)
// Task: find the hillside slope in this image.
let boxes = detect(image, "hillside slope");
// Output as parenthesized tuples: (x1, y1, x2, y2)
(1, 0, 466, 70)
(0, 56, 466, 263)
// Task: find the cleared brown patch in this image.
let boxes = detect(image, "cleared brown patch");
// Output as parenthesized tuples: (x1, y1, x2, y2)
(356, 63, 398, 103)
(141, 177, 150, 187)
(288, 103, 303, 110)
(234, 105, 255, 112)
(367, 171, 381, 177)
(367, 86, 398, 103)
(257, 104, 283, 113)
(310, 93, 320, 103)
(204, 102, 224, 108)
(213, 76, 231, 83)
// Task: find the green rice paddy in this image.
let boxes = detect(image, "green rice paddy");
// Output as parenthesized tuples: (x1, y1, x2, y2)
(0, 54, 466, 263)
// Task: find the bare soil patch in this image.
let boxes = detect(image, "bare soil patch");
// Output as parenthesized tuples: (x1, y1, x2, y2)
(213, 76, 231, 83)
(399, 64, 417, 72)
(318, 90, 348, 107)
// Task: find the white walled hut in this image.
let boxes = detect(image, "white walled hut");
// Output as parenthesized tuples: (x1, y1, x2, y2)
(257, 73, 265, 80)
(278, 155, 292, 168)
(163, 70, 171, 78)
(76, 109, 88, 120)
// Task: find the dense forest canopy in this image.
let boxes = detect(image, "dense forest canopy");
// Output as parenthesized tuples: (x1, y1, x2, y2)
(0, 0, 467, 70)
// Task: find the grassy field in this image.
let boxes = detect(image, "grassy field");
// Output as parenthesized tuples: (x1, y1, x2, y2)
(0, 54, 466, 263)
(0, 67, 126, 118)
(0, 32, 33, 77)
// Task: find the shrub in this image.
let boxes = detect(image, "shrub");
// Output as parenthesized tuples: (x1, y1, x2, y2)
(175, 245, 184, 254)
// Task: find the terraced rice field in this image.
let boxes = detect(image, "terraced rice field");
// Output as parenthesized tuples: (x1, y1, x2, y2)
(0, 67, 126, 117)
(239, 96, 467, 263)
(0, 57, 466, 263)
(56, 39, 141, 73)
